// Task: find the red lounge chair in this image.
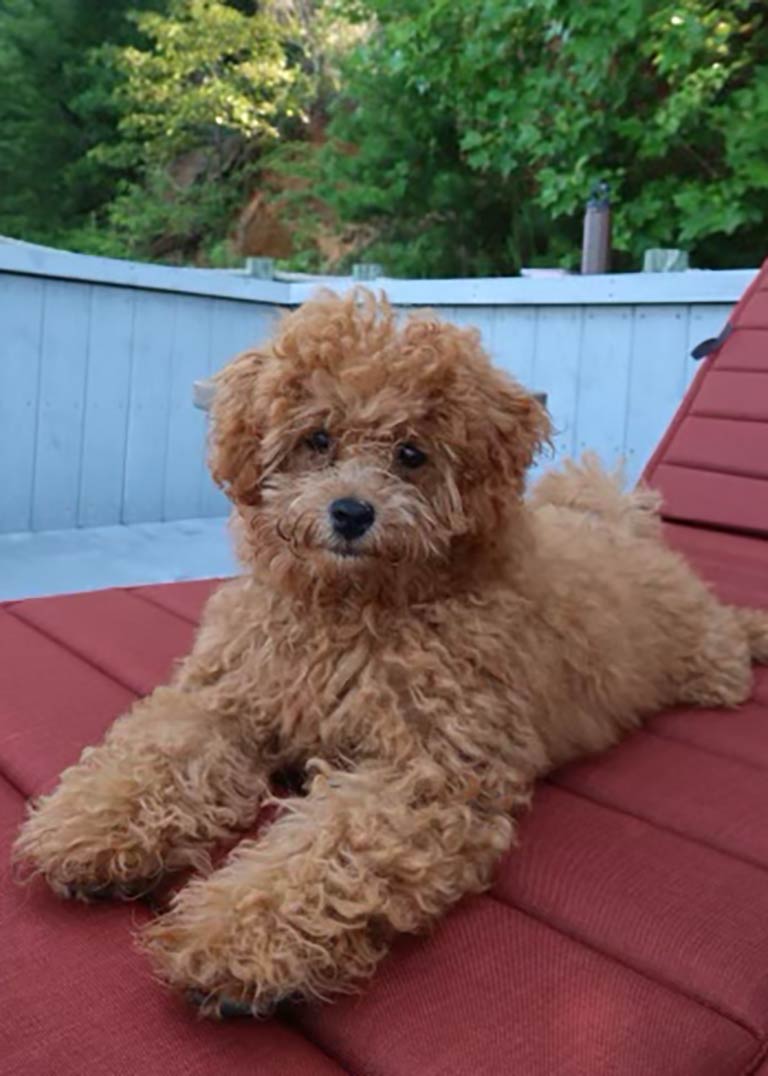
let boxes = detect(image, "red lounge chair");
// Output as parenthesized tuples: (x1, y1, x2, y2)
(4, 263, 768, 1075)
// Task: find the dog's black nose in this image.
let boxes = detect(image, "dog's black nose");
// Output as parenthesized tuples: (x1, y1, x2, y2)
(329, 498, 375, 540)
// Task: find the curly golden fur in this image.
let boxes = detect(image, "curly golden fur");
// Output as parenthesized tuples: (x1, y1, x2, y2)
(14, 289, 768, 1017)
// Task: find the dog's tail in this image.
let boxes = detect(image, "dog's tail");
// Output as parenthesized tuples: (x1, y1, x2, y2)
(732, 606, 768, 664)
(529, 452, 662, 539)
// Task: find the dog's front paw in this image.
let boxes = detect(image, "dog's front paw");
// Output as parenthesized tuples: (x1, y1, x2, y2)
(14, 791, 164, 901)
(139, 876, 304, 1017)
(140, 883, 264, 1016)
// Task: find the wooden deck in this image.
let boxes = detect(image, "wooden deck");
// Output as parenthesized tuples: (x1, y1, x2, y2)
(0, 516, 235, 600)
(1, 240, 755, 539)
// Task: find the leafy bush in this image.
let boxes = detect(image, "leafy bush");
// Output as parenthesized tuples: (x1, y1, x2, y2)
(2, 0, 766, 273)
(0, 0, 329, 263)
(294, 0, 768, 274)
(0, 0, 162, 247)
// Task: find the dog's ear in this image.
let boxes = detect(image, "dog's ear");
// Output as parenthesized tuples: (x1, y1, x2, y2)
(481, 370, 552, 489)
(208, 348, 268, 506)
(401, 315, 551, 489)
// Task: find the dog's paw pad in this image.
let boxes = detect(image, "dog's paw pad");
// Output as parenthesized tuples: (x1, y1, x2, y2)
(218, 996, 254, 1019)
(65, 880, 158, 903)
(187, 990, 254, 1019)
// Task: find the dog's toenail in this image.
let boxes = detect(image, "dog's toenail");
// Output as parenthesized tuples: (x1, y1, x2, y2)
(218, 996, 253, 1018)
(187, 989, 253, 1019)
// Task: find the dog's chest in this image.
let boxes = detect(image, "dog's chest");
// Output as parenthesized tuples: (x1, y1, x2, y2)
(252, 614, 384, 754)
(245, 595, 519, 760)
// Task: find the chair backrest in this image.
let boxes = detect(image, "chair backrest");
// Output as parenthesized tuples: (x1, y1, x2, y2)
(643, 259, 768, 538)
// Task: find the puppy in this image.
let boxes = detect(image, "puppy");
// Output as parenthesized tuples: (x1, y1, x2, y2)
(15, 289, 768, 1017)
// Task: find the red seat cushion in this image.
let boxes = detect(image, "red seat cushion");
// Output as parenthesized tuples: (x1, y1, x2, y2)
(645, 258, 768, 536)
(0, 779, 348, 1076)
(0, 607, 135, 796)
(8, 588, 199, 696)
(295, 898, 756, 1076)
(3, 561, 768, 1074)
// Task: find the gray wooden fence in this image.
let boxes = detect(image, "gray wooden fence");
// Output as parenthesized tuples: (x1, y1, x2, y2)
(0, 239, 755, 534)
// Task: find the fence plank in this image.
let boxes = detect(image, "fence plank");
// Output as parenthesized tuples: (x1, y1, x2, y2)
(532, 307, 585, 463)
(443, 305, 494, 348)
(78, 286, 135, 526)
(489, 306, 539, 388)
(123, 291, 174, 524)
(624, 305, 690, 481)
(32, 280, 91, 530)
(574, 307, 634, 471)
(164, 294, 213, 520)
(0, 275, 44, 532)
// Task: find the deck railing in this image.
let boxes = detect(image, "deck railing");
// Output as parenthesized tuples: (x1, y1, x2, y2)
(0, 239, 755, 534)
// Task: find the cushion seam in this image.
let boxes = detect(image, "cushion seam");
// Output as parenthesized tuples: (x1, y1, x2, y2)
(657, 458, 768, 477)
(548, 779, 768, 877)
(3, 605, 142, 699)
(643, 725, 768, 773)
(713, 365, 768, 374)
(681, 412, 768, 425)
(660, 457, 768, 484)
(743, 1039, 768, 1076)
(486, 890, 764, 1042)
(126, 585, 211, 626)
(660, 514, 768, 542)
(0, 759, 27, 800)
(275, 1017, 357, 1076)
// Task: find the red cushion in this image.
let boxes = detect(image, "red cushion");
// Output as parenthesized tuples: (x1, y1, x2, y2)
(128, 579, 222, 624)
(503, 783, 768, 1029)
(0, 607, 135, 796)
(644, 258, 768, 536)
(295, 898, 756, 1076)
(9, 588, 197, 696)
(3, 560, 768, 1073)
(0, 779, 346, 1076)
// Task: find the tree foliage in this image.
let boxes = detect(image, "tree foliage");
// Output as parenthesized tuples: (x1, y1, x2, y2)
(0, 0, 333, 261)
(0, 0, 766, 272)
(0, 0, 162, 247)
(299, 0, 768, 274)
(87, 0, 319, 260)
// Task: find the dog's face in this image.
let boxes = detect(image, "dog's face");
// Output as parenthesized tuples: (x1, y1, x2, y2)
(210, 290, 549, 590)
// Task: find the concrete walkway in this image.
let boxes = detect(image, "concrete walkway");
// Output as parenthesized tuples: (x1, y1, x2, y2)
(0, 517, 237, 601)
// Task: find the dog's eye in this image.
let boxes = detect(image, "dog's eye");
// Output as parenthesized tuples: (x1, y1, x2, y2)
(307, 429, 332, 453)
(396, 442, 428, 469)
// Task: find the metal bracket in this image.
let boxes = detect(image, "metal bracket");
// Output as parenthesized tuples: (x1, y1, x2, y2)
(690, 322, 733, 361)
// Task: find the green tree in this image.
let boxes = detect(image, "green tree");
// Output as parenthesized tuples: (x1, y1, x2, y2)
(296, 0, 768, 275)
(88, 0, 334, 262)
(0, 0, 335, 262)
(0, 0, 163, 247)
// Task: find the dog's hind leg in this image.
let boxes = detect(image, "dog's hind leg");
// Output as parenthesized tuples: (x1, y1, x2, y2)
(731, 606, 768, 664)
(530, 453, 661, 538)
(672, 604, 758, 710)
